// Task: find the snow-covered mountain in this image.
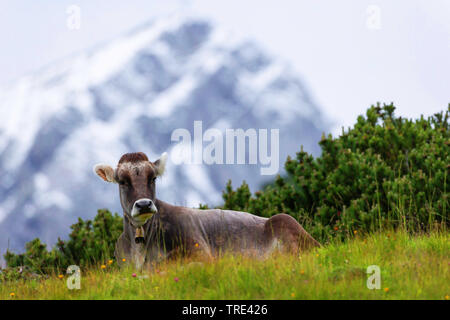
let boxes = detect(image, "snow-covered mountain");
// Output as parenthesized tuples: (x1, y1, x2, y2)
(0, 15, 327, 255)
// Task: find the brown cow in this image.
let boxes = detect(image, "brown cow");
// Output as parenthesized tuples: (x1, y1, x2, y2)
(94, 152, 319, 269)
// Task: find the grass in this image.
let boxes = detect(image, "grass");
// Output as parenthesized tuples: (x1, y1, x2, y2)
(1, 230, 449, 300)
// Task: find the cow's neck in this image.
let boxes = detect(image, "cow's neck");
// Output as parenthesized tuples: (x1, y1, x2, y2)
(122, 214, 147, 269)
(123, 214, 147, 244)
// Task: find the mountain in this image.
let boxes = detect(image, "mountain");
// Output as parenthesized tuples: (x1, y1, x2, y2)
(0, 14, 327, 256)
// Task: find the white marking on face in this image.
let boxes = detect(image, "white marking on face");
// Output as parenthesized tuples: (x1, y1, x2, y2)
(119, 161, 148, 173)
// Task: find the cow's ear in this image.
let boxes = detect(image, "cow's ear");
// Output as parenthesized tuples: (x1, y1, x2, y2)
(153, 152, 168, 176)
(93, 164, 117, 183)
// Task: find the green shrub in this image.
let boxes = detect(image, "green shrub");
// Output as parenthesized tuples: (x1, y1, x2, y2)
(3, 209, 122, 274)
(221, 104, 449, 242)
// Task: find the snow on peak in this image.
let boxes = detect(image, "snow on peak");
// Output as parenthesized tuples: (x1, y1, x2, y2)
(0, 14, 326, 254)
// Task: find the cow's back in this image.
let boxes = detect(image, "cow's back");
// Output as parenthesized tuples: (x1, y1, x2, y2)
(177, 208, 268, 255)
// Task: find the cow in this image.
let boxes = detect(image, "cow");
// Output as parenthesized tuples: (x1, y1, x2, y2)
(94, 152, 320, 269)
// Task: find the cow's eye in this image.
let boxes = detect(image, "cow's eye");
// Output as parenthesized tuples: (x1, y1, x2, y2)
(149, 177, 156, 184)
(118, 180, 129, 187)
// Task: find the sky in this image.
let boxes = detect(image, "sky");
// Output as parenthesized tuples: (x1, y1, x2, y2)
(0, 0, 449, 134)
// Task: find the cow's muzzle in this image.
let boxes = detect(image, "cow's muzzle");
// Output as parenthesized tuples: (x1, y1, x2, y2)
(131, 198, 157, 224)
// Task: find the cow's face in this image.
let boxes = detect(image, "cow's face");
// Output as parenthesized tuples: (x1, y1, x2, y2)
(94, 152, 167, 226)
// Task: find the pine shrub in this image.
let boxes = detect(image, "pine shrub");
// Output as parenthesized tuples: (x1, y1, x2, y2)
(3, 209, 122, 274)
(221, 104, 449, 242)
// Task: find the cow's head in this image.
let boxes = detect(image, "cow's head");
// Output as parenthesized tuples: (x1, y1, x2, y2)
(93, 152, 167, 227)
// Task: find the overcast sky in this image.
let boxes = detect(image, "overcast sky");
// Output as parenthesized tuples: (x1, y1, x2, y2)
(1, 0, 449, 133)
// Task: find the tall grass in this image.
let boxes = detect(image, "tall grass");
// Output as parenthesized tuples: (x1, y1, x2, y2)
(2, 230, 448, 300)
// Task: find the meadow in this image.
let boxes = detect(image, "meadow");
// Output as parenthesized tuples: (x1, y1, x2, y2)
(2, 229, 448, 300)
